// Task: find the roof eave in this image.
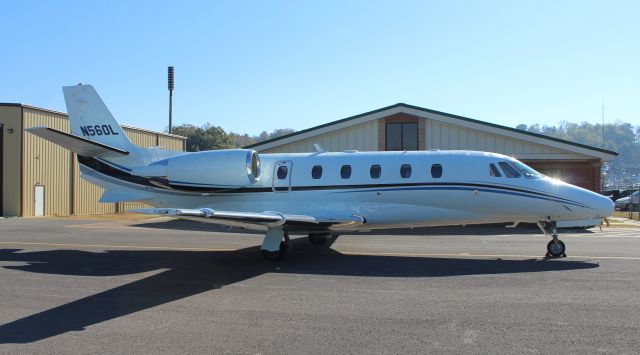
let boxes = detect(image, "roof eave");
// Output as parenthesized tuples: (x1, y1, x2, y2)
(245, 103, 618, 160)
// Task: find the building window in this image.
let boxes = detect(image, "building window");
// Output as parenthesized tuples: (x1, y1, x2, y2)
(277, 166, 288, 179)
(400, 164, 412, 178)
(370, 165, 381, 179)
(431, 164, 442, 178)
(311, 165, 323, 179)
(386, 122, 418, 151)
(341, 165, 352, 179)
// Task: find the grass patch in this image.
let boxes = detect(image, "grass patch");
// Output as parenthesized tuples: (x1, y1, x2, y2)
(612, 211, 640, 220)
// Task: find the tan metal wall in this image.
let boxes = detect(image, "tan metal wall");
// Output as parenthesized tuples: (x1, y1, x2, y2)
(0, 106, 23, 216)
(124, 127, 157, 147)
(4, 105, 185, 216)
(262, 120, 379, 153)
(73, 154, 116, 215)
(118, 127, 154, 212)
(159, 135, 185, 151)
(424, 119, 589, 160)
(22, 108, 72, 217)
(258, 114, 591, 163)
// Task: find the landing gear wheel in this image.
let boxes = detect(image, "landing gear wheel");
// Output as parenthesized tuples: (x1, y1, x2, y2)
(308, 233, 331, 245)
(261, 241, 290, 261)
(546, 239, 566, 258)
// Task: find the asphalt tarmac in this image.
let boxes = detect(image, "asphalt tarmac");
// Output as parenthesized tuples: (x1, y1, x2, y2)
(0, 217, 638, 354)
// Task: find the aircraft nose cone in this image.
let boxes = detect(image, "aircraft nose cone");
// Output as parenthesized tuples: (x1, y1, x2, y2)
(597, 195, 615, 217)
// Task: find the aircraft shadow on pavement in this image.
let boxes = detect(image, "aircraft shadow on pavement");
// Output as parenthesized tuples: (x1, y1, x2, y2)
(0, 239, 598, 344)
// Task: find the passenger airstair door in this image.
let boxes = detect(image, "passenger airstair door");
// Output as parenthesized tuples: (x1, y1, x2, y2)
(272, 161, 292, 192)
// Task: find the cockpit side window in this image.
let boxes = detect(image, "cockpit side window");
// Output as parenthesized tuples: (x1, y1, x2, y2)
(498, 161, 520, 178)
(489, 163, 501, 177)
(511, 161, 543, 178)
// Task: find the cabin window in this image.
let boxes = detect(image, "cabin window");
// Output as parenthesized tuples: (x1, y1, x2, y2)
(311, 165, 323, 179)
(400, 164, 412, 178)
(498, 161, 520, 178)
(341, 165, 352, 179)
(386, 122, 418, 151)
(370, 165, 381, 179)
(277, 166, 288, 180)
(431, 164, 443, 178)
(489, 163, 502, 177)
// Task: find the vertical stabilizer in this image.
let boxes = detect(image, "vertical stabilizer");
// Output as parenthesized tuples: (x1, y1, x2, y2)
(63, 84, 135, 151)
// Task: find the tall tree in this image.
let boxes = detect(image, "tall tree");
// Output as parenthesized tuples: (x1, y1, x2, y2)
(171, 123, 234, 151)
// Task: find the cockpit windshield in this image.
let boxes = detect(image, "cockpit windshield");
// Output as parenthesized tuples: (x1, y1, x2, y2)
(511, 161, 543, 178)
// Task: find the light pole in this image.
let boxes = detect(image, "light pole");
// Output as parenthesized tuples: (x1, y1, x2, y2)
(168, 66, 174, 133)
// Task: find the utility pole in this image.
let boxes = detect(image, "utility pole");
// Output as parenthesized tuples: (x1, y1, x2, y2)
(601, 104, 605, 148)
(168, 66, 174, 133)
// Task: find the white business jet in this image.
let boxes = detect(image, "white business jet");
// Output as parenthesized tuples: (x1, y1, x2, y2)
(27, 85, 614, 260)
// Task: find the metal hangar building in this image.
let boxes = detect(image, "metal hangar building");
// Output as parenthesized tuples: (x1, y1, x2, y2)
(247, 103, 617, 192)
(0, 103, 186, 217)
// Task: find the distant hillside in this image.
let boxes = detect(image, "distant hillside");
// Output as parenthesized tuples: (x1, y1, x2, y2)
(170, 123, 295, 152)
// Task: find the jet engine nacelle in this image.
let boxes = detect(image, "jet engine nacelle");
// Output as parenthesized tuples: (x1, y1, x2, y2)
(132, 149, 261, 187)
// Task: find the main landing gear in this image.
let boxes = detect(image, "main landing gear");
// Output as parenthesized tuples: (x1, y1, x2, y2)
(260, 230, 333, 260)
(260, 228, 291, 261)
(537, 220, 567, 258)
(308, 232, 331, 245)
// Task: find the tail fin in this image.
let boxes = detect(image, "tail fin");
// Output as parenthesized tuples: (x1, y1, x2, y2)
(63, 84, 135, 151)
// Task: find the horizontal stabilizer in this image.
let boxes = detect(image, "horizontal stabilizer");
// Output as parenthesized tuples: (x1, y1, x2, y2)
(100, 189, 153, 203)
(26, 126, 129, 157)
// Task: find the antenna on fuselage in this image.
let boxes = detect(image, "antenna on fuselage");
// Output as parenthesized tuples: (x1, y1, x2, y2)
(313, 143, 326, 153)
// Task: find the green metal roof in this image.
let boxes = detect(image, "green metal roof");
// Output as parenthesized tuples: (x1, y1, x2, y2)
(245, 103, 618, 156)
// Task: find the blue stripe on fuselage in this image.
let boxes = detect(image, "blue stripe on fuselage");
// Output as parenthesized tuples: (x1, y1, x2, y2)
(333, 185, 591, 209)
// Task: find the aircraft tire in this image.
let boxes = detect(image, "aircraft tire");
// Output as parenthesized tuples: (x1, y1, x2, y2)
(261, 241, 289, 261)
(546, 239, 566, 258)
(308, 233, 331, 245)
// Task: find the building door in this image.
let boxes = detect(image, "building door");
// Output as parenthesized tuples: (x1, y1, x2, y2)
(34, 185, 45, 216)
(0, 124, 3, 216)
(272, 161, 292, 192)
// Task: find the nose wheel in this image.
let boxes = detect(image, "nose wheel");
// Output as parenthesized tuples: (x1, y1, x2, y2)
(546, 237, 566, 258)
(538, 221, 567, 258)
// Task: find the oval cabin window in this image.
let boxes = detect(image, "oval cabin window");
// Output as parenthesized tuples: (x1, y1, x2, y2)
(370, 165, 381, 179)
(277, 166, 288, 180)
(431, 164, 443, 178)
(341, 165, 352, 179)
(311, 165, 323, 179)
(400, 164, 412, 178)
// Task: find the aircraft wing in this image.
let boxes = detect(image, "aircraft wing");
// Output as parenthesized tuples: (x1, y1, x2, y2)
(26, 126, 129, 157)
(131, 208, 365, 231)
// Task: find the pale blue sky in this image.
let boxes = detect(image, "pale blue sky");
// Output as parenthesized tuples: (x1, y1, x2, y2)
(2, 0, 638, 135)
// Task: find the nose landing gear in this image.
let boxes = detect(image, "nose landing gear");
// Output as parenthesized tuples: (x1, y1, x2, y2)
(546, 236, 566, 258)
(537, 220, 567, 258)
